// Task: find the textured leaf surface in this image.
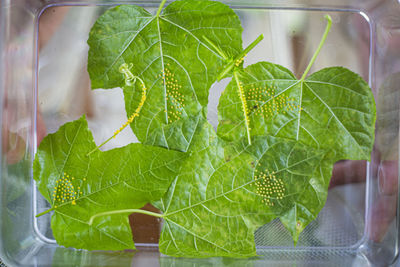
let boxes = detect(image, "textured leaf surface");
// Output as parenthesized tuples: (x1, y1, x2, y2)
(217, 62, 375, 243)
(33, 117, 183, 250)
(240, 136, 331, 245)
(87, 1, 242, 151)
(154, 120, 325, 257)
(279, 153, 334, 244)
(217, 62, 376, 161)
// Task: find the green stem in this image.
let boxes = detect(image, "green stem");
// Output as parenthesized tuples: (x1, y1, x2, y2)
(202, 35, 228, 60)
(217, 34, 264, 81)
(89, 209, 164, 225)
(234, 72, 252, 145)
(156, 0, 168, 17)
(36, 207, 55, 218)
(300, 15, 332, 81)
(241, 34, 264, 58)
(86, 77, 147, 157)
(86, 137, 113, 156)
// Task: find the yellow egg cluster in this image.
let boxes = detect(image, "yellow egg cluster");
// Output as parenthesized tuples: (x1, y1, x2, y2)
(113, 83, 147, 138)
(235, 54, 246, 67)
(246, 84, 301, 118)
(161, 65, 185, 124)
(52, 172, 84, 207)
(238, 81, 251, 130)
(253, 169, 285, 207)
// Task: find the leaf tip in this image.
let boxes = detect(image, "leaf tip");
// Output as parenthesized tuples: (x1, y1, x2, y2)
(292, 220, 305, 246)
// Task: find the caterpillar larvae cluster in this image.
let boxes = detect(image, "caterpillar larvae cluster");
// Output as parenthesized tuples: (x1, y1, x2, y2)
(246, 84, 301, 118)
(52, 173, 85, 208)
(160, 65, 185, 124)
(253, 169, 285, 207)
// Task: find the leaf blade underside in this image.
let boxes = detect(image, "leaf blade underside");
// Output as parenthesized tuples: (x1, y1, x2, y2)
(154, 120, 326, 257)
(33, 116, 184, 250)
(217, 62, 376, 161)
(217, 61, 376, 243)
(87, 1, 243, 151)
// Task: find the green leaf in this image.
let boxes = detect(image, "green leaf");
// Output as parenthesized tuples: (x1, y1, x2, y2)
(33, 116, 184, 250)
(217, 62, 376, 161)
(154, 120, 325, 257)
(217, 62, 375, 244)
(241, 136, 331, 245)
(279, 153, 334, 244)
(87, 1, 243, 151)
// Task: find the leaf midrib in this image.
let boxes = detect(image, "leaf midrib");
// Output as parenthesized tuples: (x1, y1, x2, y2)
(296, 81, 304, 140)
(100, 12, 224, 122)
(157, 16, 169, 124)
(160, 16, 223, 59)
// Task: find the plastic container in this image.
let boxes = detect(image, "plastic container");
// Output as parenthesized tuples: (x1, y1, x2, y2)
(1, 0, 400, 266)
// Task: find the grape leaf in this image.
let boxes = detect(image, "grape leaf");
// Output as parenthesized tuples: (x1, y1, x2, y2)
(87, 0, 243, 151)
(217, 62, 376, 161)
(154, 120, 325, 257)
(33, 116, 184, 250)
(217, 62, 375, 243)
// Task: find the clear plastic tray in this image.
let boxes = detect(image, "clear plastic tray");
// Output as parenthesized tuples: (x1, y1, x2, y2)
(1, 0, 399, 266)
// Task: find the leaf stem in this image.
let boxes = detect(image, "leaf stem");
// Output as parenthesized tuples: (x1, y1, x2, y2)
(36, 207, 55, 218)
(88, 209, 164, 225)
(202, 35, 228, 60)
(156, 0, 168, 17)
(217, 34, 264, 81)
(234, 72, 251, 145)
(224, 35, 265, 145)
(86, 137, 112, 156)
(86, 76, 147, 156)
(300, 15, 332, 81)
(241, 34, 264, 59)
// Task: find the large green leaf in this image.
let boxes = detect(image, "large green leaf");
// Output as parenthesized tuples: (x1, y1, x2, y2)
(238, 136, 332, 245)
(87, 1, 242, 151)
(33, 116, 184, 250)
(217, 62, 376, 161)
(217, 61, 375, 243)
(154, 120, 325, 257)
